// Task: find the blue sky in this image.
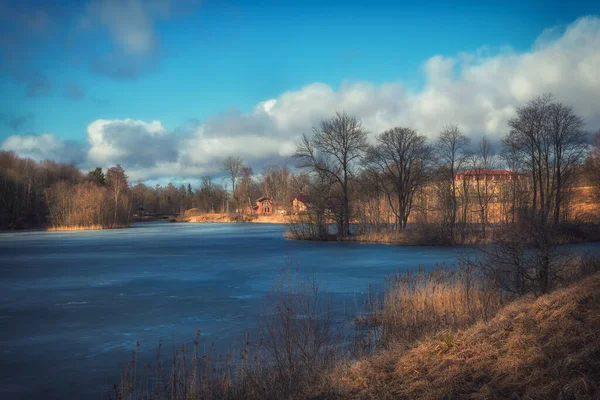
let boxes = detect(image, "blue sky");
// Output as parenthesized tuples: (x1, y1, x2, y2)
(1, 0, 600, 183)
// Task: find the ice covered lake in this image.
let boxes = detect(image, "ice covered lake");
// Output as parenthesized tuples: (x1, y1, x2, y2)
(2, 222, 597, 399)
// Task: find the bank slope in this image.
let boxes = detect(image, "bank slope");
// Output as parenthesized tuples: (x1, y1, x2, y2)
(333, 273, 600, 399)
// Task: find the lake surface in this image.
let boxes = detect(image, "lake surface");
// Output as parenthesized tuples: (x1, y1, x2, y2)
(1, 222, 596, 399)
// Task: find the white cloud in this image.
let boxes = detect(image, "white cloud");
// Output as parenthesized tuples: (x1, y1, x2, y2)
(1, 134, 84, 164)
(3, 16, 600, 183)
(87, 118, 179, 168)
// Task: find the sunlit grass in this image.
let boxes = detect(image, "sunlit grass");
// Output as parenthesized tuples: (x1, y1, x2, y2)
(335, 270, 600, 399)
(47, 224, 105, 231)
(47, 223, 129, 231)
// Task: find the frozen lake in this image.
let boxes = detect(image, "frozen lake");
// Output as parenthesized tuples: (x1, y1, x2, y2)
(3, 222, 593, 399)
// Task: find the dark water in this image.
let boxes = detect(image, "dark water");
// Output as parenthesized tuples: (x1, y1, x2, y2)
(1, 222, 596, 399)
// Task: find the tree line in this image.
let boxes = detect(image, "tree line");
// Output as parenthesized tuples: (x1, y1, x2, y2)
(1, 93, 598, 238)
(0, 151, 309, 229)
(290, 94, 597, 247)
(0, 154, 132, 230)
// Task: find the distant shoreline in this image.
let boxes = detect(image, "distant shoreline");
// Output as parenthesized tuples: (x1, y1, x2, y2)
(181, 212, 288, 224)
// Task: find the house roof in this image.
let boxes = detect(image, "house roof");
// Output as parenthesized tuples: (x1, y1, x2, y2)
(255, 196, 271, 202)
(294, 194, 311, 203)
(454, 169, 526, 180)
(461, 169, 518, 175)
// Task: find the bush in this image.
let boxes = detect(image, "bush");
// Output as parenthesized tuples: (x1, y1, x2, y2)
(359, 265, 505, 348)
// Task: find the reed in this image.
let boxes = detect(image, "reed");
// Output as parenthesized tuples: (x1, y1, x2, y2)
(47, 223, 129, 232)
(47, 224, 105, 231)
(357, 264, 505, 348)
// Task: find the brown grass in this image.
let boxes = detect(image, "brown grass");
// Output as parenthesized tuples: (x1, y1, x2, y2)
(351, 226, 454, 246)
(364, 266, 505, 347)
(181, 210, 287, 224)
(47, 224, 105, 231)
(331, 271, 600, 399)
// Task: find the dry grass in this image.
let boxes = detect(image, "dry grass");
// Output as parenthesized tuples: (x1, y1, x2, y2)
(182, 211, 287, 224)
(47, 224, 105, 231)
(351, 227, 450, 246)
(364, 265, 505, 348)
(332, 271, 600, 399)
(184, 213, 233, 223)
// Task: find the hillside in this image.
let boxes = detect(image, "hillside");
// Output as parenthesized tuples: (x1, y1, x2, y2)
(329, 273, 600, 399)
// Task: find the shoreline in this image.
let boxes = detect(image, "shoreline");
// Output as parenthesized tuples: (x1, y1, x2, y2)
(46, 223, 130, 232)
(181, 213, 288, 224)
(5, 218, 600, 248)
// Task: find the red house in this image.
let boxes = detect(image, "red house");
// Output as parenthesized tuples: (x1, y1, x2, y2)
(253, 196, 274, 215)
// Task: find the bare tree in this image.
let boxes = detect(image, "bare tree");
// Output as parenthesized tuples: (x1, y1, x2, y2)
(466, 136, 498, 236)
(237, 167, 256, 214)
(505, 94, 552, 222)
(500, 140, 528, 224)
(262, 165, 291, 206)
(548, 101, 587, 224)
(366, 127, 432, 230)
(463, 219, 570, 295)
(435, 125, 470, 242)
(584, 130, 600, 207)
(106, 164, 129, 226)
(222, 156, 243, 213)
(294, 112, 368, 238)
(505, 94, 587, 225)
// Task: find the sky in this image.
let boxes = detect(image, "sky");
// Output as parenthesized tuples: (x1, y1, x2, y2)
(1, 0, 600, 185)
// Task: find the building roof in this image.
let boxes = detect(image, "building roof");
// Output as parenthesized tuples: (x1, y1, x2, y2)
(255, 196, 271, 202)
(454, 169, 526, 180)
(294, 194, 311, 203)
(464, 169, 518, 175)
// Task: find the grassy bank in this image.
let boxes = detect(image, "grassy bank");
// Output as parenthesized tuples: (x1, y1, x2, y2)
(295, 223, 600, 247)
(332, 271, 600, 399)
(179, 209, 288, 224)
(47, 223, 130, 232)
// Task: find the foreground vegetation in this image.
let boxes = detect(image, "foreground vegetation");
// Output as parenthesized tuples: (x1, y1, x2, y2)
(332, 269, 600, 399)
(108, 252, 600, 399)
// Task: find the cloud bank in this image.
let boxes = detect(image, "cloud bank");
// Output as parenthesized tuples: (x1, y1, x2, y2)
(2, 16, 600, 183)
(1, 134, 85, 165)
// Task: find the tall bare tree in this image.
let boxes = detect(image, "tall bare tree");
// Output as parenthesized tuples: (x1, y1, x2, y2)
(222, 156, 243, 213)
(294, 112, 368, 237)
(366, 127, 432, 230)
(584, 131, 600, 207)
(504, 94, 586, 225)
(505, 94, 552, 222)
(547, 101, 587, 224)
(467, 136, 498, 236)
(500, 140, 527, 223)
(105, 164, 128, 226)
(435, 125, 470, 242)
(262, 165, 291, 206)
(237, 167, 256, 214)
